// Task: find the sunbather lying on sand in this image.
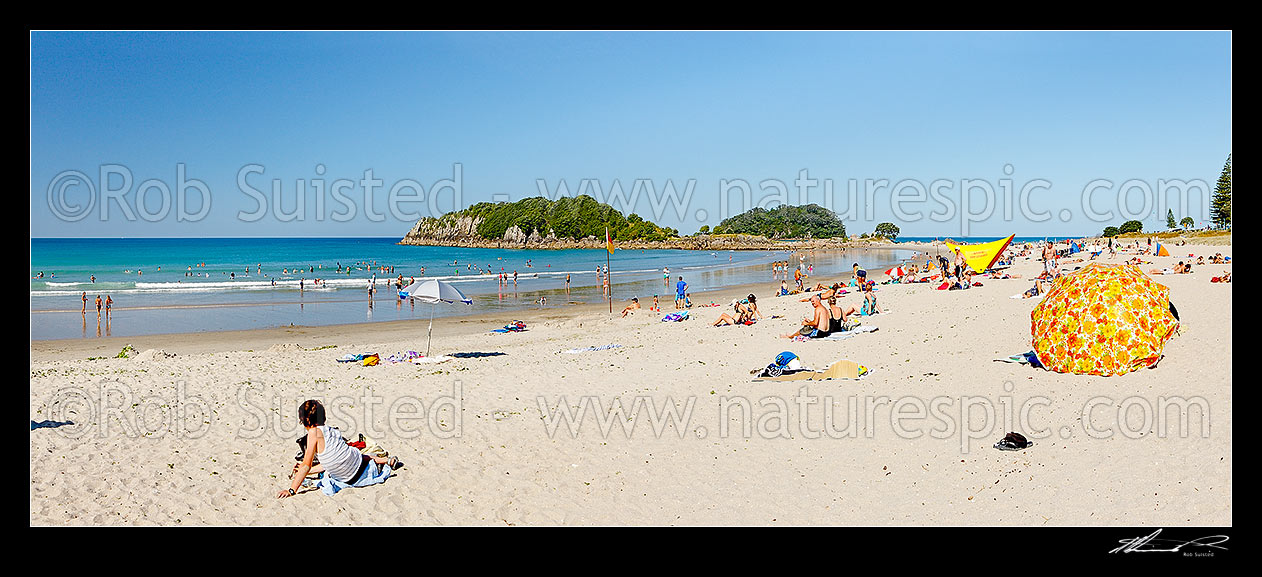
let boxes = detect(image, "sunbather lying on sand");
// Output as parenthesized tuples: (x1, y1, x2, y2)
(1150, 262, 1192, 275)
(1023, 279, 1048, 298)
(1211, 272, 1231, 283)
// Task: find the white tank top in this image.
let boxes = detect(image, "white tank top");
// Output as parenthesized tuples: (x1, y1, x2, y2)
(316, 425, 362, 482)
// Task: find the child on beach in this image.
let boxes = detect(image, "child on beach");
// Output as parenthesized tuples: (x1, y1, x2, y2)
(278, 400, 400, 499)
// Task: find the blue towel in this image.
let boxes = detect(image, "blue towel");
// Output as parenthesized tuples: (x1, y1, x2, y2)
(315, 461, 393, 496)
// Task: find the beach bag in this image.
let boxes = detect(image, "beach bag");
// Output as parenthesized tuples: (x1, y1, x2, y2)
(762, 352, 804, 377)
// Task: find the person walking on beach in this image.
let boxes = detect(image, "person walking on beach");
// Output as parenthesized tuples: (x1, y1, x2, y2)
(95, 295, 102, 320)
(565, 274, 571, 293)
(81, 292, 87, 316)
(105, 295, 112, 319)
(675, 276, 688, 310)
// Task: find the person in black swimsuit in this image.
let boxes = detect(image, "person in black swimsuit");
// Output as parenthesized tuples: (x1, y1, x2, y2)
(818, 294, 859, 337)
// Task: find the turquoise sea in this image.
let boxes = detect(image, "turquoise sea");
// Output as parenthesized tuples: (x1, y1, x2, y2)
(31, 237, 918, 340)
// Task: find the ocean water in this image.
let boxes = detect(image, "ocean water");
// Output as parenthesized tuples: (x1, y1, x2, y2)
(897, 236, 1084, 244)
(31, 237, 917, 339)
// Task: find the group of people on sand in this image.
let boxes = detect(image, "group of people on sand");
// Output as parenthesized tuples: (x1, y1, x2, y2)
(782, 288, 860, 339)
(779, 263, 883, 338)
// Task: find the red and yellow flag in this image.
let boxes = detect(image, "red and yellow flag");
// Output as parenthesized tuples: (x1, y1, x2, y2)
(606, 227, 614, 254)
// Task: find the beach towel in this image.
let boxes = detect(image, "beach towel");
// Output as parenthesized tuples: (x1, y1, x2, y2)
(337, 353, 376, 363)
(753, 360, 869, 381)
(449, 351, 506, 359)
(385, 350, 423, 364)
(314, 460, 393, 496)
(491, 320, 527, 333)
(410, 355, 454, 364)
(561, 344, 623, 354)
(992, 351, 1044, 369)
(661, 311, 689, 322)
(361, 354, 379, 366)
(819, 325, 879, 340)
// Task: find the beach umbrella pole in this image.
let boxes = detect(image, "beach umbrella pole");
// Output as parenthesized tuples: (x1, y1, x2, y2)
(427, 302, 435, 357)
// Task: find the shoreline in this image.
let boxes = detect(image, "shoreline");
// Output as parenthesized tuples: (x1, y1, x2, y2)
(29, 271, 854, 357)
(32, 245, 930, 346)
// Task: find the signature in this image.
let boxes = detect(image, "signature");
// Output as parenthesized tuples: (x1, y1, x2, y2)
(1109, 529, 1229, 554)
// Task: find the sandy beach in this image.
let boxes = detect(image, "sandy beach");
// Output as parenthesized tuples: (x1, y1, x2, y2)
(30, 242, 1231, 525)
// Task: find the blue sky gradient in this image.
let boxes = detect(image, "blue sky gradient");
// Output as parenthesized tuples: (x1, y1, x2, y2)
(31, 31, 1231, 238)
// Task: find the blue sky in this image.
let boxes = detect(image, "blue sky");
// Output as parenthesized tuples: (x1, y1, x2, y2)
(30, 31, 1231, 238)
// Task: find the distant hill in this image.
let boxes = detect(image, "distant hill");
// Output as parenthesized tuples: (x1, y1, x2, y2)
(712, 204, 847, 239)
(401, 195, 679, 247)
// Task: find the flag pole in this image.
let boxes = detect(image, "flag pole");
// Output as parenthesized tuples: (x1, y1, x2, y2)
(606, 227, 613, 313)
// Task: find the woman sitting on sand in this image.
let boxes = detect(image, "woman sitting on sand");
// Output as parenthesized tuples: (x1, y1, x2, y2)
(712, 304, 748, 326)
(621, 297, 641, 317)
(278, 400, 400, 499)
(714, 295, 761, 326)
(826, 294, 858, 330)
(744, 294, 763, 321)
(861, 281, 883, 314)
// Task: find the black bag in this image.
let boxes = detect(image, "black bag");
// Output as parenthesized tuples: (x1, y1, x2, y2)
(295, 435, 320, 464)
(994, 432, 1033, 451)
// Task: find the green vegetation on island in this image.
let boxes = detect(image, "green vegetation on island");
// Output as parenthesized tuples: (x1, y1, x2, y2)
(435, 195, 679, 242)
(711, 204, 846, 239)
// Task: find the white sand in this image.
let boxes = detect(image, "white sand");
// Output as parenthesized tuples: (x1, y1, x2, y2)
(30, 243, 1231, 525)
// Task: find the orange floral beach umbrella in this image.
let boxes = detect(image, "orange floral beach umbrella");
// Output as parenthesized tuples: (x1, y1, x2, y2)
(1031, 263, 1179, 376)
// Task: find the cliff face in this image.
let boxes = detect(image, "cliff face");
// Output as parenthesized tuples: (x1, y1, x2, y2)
(400, 215, 839, 250)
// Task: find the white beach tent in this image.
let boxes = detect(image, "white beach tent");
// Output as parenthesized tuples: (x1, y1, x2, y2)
(401, 279, 473, 357)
